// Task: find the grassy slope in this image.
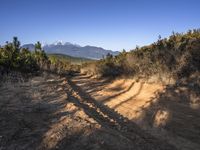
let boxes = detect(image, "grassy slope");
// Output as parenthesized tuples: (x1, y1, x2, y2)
(48, 53, 94, 64)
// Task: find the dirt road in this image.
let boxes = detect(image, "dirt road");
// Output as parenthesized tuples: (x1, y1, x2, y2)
(71, 74, 200, 150)
(0, 73, 178, 150)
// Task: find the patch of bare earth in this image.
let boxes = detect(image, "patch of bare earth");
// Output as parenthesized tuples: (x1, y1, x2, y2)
(0, 73, 176, 150)
(72, 74, 200, 150)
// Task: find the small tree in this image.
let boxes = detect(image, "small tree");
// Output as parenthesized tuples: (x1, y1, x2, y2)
(33, 41, 48, 69)
(12, 37, 20, 53)
(35, 41, 42, 52)
(106, 53, 113, 60)
(12, 37, 21, 68)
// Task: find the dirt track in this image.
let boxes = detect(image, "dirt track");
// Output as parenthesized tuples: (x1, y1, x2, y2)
(72, 74, 200, 150)
(0, 73, 179, 150)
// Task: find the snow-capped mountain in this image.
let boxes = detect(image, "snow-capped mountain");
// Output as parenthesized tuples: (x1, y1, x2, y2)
(22, 42, 119, 60)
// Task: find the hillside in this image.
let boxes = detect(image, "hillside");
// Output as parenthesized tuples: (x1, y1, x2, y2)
(1, 0, 200, 149)
(1, 30, 200, 150)
(48, 53, 94, 64)
(82, 29, 200, 83)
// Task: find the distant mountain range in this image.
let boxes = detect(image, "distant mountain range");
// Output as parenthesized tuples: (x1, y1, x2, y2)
(22, 42, 119, 59)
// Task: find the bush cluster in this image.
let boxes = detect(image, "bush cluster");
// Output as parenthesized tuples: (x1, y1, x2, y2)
(0, 37, 79, 76)
(82, 29, 200, 80)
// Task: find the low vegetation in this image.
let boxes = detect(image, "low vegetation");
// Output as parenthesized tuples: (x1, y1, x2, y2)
(48, 53, 93, 75)
(48, 53, 93, 64)
(82, 29, 200, 83)
(0, 37, 81, 78)
(0, 38, 47, 74)
(1, 29, 200, 83)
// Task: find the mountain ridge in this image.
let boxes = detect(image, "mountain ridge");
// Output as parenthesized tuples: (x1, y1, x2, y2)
(22, 42, 119, 60)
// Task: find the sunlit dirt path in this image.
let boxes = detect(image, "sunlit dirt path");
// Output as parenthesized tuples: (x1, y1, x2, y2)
(0, 73, 177, 150)
(71, 73, 200, 150)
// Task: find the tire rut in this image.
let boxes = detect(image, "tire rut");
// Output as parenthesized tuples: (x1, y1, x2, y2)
(63, 77, 177, 150)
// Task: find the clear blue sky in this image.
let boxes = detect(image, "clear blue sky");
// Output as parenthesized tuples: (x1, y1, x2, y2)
(0, 0, 200, 51)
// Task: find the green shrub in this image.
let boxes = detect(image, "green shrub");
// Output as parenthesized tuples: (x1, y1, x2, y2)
(82, 29, 200, 80)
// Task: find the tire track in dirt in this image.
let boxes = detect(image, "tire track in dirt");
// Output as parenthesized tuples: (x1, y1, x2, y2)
(70, 74, 200, 150)
(63, 76, 177, 150)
